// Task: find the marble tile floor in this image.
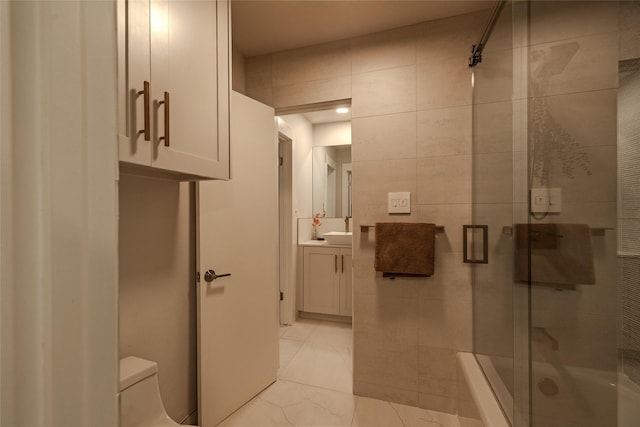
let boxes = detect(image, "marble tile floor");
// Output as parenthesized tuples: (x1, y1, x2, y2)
(218, 318, 460, 427)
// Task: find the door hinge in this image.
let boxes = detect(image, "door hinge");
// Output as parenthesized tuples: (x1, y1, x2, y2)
(279, 156, 283, 166)
(196, 271, 200, 282)
(280, 291, 284, 301)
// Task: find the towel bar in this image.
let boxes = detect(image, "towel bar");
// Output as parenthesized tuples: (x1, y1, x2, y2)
(360, 224, 445, 234)
(501, 226, 613, 236)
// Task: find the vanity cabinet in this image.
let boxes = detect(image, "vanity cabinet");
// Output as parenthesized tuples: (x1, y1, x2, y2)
(303, 246, 352, 317)
(117, 0, 230, 180)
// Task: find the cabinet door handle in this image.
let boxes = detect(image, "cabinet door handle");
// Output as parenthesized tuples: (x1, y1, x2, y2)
(335, 255, 338, 273)
(137, 80, 150, 141)
(341, 255, 344, 273)
(158, 91, 170, 147)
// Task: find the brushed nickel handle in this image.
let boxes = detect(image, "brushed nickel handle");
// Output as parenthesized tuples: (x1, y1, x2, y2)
(158, 91, 170, 147)
(137, 80, 150, 141)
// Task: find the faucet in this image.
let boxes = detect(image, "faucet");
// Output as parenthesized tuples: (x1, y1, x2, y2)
(532, 326, 559, 351)
(345, 216, 350, 233)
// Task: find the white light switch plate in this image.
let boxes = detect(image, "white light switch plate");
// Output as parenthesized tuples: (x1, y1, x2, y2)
(531, 188, 562, 213)
(388, 192, 411, 214)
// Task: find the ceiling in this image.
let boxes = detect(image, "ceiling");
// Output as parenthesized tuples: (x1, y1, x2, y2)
(232, 0, 494, 57)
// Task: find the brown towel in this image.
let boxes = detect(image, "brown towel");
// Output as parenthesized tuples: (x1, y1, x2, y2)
(515, 223, 595, 286)
(374, 223, 435, 276)
(516, 223, 559, 250)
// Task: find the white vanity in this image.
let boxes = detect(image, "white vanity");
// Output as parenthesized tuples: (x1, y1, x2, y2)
(300, 239, 352, 318)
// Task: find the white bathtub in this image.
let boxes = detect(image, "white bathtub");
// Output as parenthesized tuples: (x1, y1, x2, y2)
(457, 353, 510, 427)
(618, 374, 640, 427)
(529, 362, 617, 426)
(457, 352, 640, 427)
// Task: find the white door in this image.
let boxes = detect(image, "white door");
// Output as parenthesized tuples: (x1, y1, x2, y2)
(197, 92, 279, 427)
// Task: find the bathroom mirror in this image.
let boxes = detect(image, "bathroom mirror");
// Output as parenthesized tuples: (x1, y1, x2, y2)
(278, 103, 352, 218)
(312, 144, 352, 217)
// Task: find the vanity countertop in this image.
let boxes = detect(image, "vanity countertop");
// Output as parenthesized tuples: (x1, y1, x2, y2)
(299, 240, 351, 248)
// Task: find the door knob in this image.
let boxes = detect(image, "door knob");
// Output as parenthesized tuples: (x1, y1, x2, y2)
(204, 269, 231, 282)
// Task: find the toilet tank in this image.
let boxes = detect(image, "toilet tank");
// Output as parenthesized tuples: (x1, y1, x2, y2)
(119, 356, 175, 427)
(120, 356, 158, 391)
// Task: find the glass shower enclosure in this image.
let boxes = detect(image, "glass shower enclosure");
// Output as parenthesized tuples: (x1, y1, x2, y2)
(470, 1, 639, 426)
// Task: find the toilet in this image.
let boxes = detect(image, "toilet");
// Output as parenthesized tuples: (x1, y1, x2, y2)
(120, 356, 194, 427)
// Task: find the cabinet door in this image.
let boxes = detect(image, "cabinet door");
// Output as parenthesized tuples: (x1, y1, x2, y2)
(303, 248, 340, 315)
(150, 0, 230, 179)
(117, 0, 151, 165)
(339, 250, 352, 317)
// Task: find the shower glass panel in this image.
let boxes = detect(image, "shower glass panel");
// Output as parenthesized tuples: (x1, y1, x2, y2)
(472, 2, 639, 426)
(527, 1, 634, 426)
(471, 1, 527, 425)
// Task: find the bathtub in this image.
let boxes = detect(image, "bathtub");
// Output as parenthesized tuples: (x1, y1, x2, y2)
(618, 374, 640, 427)
(457, 352, 640, 427)
(457, 353, 510, 427)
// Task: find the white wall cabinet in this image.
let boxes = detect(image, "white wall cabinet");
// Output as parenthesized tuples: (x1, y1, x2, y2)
(303, 246, 352, 317)
(117, 0, 230, 180)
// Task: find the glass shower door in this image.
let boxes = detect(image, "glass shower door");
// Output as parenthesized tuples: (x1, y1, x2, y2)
(469, 1, 529, 425)
(470, 2, 635, 426)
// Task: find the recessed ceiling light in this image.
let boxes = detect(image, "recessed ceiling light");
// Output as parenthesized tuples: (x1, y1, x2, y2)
(336, 107, 349, 114)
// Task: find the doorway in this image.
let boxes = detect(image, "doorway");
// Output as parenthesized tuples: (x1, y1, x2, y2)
(275, 99, 352, 326)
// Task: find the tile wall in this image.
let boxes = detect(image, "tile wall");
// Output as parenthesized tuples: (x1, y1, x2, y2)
(244, 10, 488, 413)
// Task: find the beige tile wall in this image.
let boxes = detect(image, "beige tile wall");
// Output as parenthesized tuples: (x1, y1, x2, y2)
(245, 10, 488, 413)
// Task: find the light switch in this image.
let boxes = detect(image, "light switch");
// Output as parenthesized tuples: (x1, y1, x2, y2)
(388, 192, 411, 214)
(531, 188, 562, 213)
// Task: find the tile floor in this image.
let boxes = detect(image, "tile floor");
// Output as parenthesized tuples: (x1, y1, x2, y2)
(218, 317, 461, 427)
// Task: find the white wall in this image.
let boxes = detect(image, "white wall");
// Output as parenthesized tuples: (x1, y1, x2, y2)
(118, 175, 198, 424)
(1, 2, 119, 425)
(280, 114, 314, 219)
(232, 47, 246, 93)
(282, 118, 352, 218)
(313, 121, 352, 147)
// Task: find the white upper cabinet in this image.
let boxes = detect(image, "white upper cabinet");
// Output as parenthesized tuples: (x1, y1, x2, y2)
(117, 0, 230, 180)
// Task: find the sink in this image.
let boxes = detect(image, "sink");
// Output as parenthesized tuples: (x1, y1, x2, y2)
(323, 231, 352, 246)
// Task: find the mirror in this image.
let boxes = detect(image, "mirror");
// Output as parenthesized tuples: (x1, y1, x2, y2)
(277, 103, 352, 218)
(313, 145, 352, 217)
